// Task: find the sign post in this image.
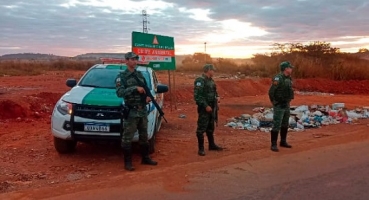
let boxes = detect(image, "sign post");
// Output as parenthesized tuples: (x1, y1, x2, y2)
(132, 31, 176, 70)
(132, 31, 177, 110)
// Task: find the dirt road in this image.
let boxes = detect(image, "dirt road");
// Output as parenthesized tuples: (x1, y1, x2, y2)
(1, 71, 369, 199)
(36, 136, 369, 200)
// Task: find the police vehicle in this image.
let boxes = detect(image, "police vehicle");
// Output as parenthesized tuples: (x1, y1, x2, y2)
(51, 58, 168, 154)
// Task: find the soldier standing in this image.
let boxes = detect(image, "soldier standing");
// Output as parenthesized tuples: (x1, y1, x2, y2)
(116, 52, 157, 171)
(194, 64, 223, 156)
(268, 61, 294, 152)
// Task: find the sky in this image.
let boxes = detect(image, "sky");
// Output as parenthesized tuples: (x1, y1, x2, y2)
(1, 0, 369, 58)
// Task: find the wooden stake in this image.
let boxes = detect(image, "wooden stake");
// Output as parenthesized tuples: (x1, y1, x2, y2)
(173, 70, 177, 110)
(168, 70, 172, 111)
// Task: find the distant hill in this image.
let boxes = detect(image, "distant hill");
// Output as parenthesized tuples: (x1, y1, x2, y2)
(0, 52, 191, 62)
(75, 53, 125, 59)
(0, 53, 123, 60)
(0, 53, 66, 60)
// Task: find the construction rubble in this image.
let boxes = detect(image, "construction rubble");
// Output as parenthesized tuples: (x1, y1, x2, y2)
(225, 103, 369, 132)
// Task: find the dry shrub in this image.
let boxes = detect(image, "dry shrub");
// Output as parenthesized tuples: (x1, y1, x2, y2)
(0, 59, 96, 76)
(175, 51, 369, 80)
(2, 44, 369, 81)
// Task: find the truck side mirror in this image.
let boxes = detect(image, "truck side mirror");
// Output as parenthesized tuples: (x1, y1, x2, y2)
(156, 84, 169, 93)
(66, 79, 77, 88)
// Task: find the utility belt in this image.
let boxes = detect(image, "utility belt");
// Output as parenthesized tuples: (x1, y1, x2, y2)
(126, 104, 145, 110)
(197, 102, 215, 108)
(273, 100, 290, 109)
(121, 104, 145, 120)
(197, 102, 215, 113)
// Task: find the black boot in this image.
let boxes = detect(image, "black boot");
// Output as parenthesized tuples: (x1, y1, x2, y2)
(207, 132, 223, 151)
(280, 127, 292, 148)
(122, 145, 135, 171)
(141, 143, 158, 165)
(197, 134, 205, 156)
(270, 130, 279, 152)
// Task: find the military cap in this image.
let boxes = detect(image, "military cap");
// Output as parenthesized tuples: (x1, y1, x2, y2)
(280, 61, 294, 71)
(203, 64, 216, 72)
(124, 52, 139, 60)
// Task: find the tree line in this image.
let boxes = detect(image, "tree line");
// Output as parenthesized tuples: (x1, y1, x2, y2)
(179, 41, 369, 80)
(1, 41, 369, 80)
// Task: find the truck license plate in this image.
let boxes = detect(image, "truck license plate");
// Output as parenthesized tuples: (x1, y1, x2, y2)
(84, 123, 110, 132)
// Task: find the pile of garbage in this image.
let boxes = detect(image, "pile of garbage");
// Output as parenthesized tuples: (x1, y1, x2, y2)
(225, 103, 369, 132)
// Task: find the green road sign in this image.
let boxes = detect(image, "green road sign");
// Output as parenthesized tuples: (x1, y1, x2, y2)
(132, 31, 176, 70)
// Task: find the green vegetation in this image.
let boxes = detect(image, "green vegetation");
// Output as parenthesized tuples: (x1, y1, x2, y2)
(1, 42, 369, 80)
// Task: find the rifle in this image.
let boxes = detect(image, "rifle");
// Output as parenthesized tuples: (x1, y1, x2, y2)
(213, 96, 219, 127)
(132, 74, 168, 123)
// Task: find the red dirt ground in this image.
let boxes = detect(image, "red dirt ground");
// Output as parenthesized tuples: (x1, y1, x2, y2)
(1, 71, 369, 198)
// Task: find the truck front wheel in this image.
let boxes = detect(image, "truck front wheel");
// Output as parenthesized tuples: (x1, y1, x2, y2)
(53, 137, 77, 154)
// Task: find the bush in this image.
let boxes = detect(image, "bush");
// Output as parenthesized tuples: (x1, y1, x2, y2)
(175, 42, 369, 80)
(0, 59, 96, 76)
(3, 42, 369, 80)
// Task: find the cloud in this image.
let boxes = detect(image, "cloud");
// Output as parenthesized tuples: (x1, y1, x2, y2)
(0, 0, 368, 58)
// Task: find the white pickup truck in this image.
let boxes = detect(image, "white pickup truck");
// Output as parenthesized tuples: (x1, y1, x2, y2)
(51, 60, 168, 154)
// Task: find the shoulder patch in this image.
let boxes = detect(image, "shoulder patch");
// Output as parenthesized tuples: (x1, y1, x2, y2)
(274, 77, 279, 81)
(195, 76, 204, 87)
(116, 77, 121, 87)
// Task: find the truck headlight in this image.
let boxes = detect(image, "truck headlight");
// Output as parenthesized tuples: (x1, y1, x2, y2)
(57, 101, 73, 115)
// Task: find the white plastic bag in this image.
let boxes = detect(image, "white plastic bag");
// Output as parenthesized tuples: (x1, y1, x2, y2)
(236, 122, 244, 129)
(301, 111, 309, 121)
(364, 109, 369, 118)
(346, 111, 362, 119)
(296, 123, 304, 129)
(289, 117, 297, 127)
(295, 105, 309, 112)
(250, 118, 260, 127)
(264, 113, 273, 120)
(246, 125, 258, 131)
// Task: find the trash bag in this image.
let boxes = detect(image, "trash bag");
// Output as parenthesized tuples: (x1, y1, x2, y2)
(226, 122, 237, 127)
(246, 125, 258, 131)
(295, 105, 309, 112)
(250, 117, 260, 127)
(346, 111, 362, 119)
(289, 117, 297, 128)
(264, 113, 273, 120)
(364, 109, 369, 118)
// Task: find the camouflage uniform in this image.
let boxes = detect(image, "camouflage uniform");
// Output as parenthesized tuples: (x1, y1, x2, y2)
(268, 61, 294, 152)
(116, 69, 149, 146)
(194, 64, 223, 156)
(116, 52, 157, 171)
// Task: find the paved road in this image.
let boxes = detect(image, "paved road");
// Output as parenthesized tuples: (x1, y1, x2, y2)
(41, 139, 369, 200)
(181, 140, 369, 200)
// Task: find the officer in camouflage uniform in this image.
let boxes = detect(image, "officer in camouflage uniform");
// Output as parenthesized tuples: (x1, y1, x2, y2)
(194, 64, 223, 156)
(268, 61, 294, 152)
(116, 52, 157, 171)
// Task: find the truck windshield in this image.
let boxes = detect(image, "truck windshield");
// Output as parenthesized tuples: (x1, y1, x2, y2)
(79, 68, 152, 89)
